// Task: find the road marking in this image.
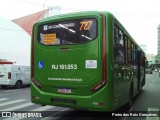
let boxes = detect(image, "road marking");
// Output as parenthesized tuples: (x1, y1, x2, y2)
(3, 90, 19, 93)
(146, 108, 159, 120)
(41, 108, 72, 120)
(2, 105, 55, 120)
(3, 117, 19, 120)
(0, 98, 9, 102)
(2, 104, 51, 120)
(31, 105, 54, 111)
(0, 99, 25, 107)
(1, 102, 34, 111)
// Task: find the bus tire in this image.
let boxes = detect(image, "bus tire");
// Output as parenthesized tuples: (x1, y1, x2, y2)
(15, 81, 22, 89)
(126, 85, 133, 110)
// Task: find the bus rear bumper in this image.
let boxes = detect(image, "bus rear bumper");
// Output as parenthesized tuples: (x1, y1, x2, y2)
(31, 82, 113, 111)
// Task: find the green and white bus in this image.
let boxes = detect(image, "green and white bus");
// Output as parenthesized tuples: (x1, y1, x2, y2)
(31, 11, 145, 111)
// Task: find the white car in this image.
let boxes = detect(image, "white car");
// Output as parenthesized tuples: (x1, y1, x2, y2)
(0, 64, 30, 89)
(154, 69, 158, 72)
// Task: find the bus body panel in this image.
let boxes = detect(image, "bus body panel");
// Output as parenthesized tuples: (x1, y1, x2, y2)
(31, 81, 113, 111)
(33, 13, 104, 96)
(31, 11, 145, 111)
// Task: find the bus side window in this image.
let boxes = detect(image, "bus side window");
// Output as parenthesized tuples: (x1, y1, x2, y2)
(132, 44, 136, 65)
(127, 38, 132, 63)
(114, 24, 124, 63)
(142, 53, 145, 67)
(124, 36, 128, 63)
(124, 35, 136, 64)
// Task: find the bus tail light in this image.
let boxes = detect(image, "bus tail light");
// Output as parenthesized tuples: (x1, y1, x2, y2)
(31, 24, 42, 88)
(8, 72, 11, 79)
(31, 25, 42, 89)
(91, 14, 107, 91)
(31, 25, 35, 80)
(32, 78, 42, 89)
(93, 102, 105, 106)
(32, 96, 40, 100)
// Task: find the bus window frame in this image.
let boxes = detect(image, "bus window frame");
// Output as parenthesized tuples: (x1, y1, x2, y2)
(37, 18, 98, 46)
(113, 23, 125, 63)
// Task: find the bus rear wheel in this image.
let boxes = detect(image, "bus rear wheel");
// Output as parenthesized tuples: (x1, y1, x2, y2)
(15, 81, 22, 89)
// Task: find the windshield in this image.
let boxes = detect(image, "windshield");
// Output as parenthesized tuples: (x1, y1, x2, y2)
(38, 18, 97, 45)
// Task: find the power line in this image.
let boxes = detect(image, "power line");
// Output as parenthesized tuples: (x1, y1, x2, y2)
(113, 12, 160, 18)
(0, 27, 23, 32)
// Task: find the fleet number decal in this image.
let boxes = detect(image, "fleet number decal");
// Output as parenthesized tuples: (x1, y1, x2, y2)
(80, 21, 92, 30)
(52, 64, 77, 70)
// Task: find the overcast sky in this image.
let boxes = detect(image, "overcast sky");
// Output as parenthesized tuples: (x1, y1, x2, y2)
(1, 0, 160, 55)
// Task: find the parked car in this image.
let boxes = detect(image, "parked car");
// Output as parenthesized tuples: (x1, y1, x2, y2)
(0, 64, 30, 89)
(154, 69, 158, 72)
(146, 68, 153, 74)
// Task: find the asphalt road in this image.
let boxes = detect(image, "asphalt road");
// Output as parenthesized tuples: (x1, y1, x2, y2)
(0, 72, 160, 120)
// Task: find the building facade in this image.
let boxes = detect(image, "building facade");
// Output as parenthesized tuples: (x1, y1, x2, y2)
(158, 25, 160, 55)
(156, 25, 160, 64)
(140, 44, 147, 54)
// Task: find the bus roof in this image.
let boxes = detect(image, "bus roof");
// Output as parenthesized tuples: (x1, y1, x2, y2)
(34, 11, 145, 54)
(36, 11, 112, 23)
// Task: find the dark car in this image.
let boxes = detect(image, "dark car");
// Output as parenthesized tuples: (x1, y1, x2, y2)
(146, 68, 153, 74)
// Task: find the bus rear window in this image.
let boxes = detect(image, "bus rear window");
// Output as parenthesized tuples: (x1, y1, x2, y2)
(38, 18, 97, 45)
